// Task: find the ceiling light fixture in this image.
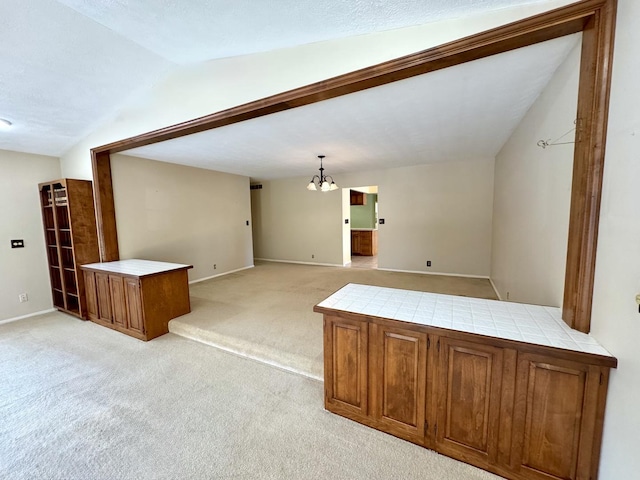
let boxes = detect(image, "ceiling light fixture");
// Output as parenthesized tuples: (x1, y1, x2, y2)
(0, 118, 12, 129)
(306, 155, 338, 192)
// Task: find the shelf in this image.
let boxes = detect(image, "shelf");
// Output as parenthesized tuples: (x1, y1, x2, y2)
(40, 178, 100, 321)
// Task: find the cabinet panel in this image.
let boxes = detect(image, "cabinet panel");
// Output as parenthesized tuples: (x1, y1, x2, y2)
(436, 337, 504, 467)
(371, 323, 427, 442)
(512, 355, 589, 480)
(84, 271, 98, 321)
(109, 275, 127, 328)
(95, 272, 112, 323)
(124, 277, 144, 334)
(324, 315, 368, 417)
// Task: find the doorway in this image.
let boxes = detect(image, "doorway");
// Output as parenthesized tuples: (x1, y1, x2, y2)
(345, 186, 378, 269)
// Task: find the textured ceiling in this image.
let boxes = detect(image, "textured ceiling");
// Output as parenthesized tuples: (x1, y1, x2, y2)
(56, 0, 552, 64)
(125, 35, 580, 181)
(0, 0, 558, 158)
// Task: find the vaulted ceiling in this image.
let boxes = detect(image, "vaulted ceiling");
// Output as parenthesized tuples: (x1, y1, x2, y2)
(0, 0, 576, 175)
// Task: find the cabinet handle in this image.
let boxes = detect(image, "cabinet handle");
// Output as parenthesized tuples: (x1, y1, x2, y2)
(427, 337, 430, 349)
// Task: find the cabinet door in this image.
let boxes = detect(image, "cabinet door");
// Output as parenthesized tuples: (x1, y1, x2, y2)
(370, 322, 427, 443)
(323, 315, 368, 418)
(511, 354, 601, 480)
(359, 232, 373, 256)
(351, 231, 360, 255)
(124, 277, 144, 335)
(95, 272, 112, 323)
(108, 275, 127, 328)
(435, 336, 504, 468)
(84, 271, 98, 321)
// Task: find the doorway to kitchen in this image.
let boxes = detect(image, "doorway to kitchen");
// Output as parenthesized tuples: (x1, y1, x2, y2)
(347, 186, 378, 269)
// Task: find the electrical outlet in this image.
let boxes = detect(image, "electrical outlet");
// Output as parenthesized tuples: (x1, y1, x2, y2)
(506, 292, 510, 300)
(213, 264, 217, 270)
(312, 254, 315, 259)
(426, 260, 432, 267)
(18, 293, 28, 303)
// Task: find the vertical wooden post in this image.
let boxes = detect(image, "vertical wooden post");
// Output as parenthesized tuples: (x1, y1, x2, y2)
(91, 149, 120, 262)
(563, 0, 617, 332)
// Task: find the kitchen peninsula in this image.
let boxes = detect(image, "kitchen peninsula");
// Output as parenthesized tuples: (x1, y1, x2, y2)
(314, 284, 616, 480)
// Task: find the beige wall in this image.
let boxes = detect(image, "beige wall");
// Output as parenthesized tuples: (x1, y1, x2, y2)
(111, 154, 253, 281)
(252, 158, 495, 277)
(0, 150, 61, 321)
(491, 43, 579, 306)
(590, 0, 640, 476)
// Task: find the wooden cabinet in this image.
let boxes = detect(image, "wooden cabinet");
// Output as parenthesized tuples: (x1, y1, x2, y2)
(316, 307, 615, 480)
(351, 230, 378, 256)
(434, 336, 505, 468)
(510, 354, 608, 480)
(323, 315, 369, 418)
(82, 260, 192, 341)
(370, 322, 428, 444)
(350, 190, 367, 205)
(39, 179, 100, 319)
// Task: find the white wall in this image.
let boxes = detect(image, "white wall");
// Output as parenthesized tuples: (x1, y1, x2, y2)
(59, 1, 573, 180)
(590, 0, 640, 477)
(491, 43, 579, 306)
(111, 154, 253, 281)
(0, 150, 60, 321)
(252, 159, 495, 277)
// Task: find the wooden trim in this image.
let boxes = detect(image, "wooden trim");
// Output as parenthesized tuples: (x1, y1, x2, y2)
(91, 0, 617, 333)
(91, 150, 119, 262)
(562, 0, 617, 333)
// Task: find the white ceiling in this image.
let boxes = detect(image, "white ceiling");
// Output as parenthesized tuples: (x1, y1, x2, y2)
(125, 34, 580, 181)
(0, 0, 558, 158)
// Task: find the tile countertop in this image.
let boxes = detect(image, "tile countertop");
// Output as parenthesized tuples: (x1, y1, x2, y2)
(316, 283, 614, 358)
(81, 259, 193, 277)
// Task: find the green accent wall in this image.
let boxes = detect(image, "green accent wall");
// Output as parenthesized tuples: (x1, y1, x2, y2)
(350, 194, 377, 229)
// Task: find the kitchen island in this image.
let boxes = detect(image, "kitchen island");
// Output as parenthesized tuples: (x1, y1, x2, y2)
(314, 283, 616, 480)
(81, 259, 192, 341)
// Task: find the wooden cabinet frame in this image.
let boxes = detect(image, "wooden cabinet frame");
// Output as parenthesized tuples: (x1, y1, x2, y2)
(317, 307, 616, 480)
(89, 0, 616, 334)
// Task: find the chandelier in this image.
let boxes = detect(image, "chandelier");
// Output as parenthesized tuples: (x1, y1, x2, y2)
(306, 155, 338, 192)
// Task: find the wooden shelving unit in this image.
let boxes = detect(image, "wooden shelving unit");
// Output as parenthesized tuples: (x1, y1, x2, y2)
(39, 179, 100, 319)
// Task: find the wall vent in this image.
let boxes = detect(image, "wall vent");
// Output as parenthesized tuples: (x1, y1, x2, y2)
(250, 184, 263, 190)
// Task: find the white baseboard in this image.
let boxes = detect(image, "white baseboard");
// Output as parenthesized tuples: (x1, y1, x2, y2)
(189, 265, 254, 285)
(376, 267, 490, 280)
(0, 308, 56, 326)
(254, 258, 345, 268)
(489, 278, 503, 301)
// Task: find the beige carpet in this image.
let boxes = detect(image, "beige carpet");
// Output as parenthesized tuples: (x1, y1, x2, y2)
(0, 312, 501, 480)
(171, 261, 497, 379)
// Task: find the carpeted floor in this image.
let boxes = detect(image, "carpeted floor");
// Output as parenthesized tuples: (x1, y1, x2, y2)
(171, 261, 497, 379)
(0, 312, 501, 480)
(1, 263, 500, 479)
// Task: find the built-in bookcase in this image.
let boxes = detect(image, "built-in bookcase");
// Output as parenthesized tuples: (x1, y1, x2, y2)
(39, 179, 100, 319)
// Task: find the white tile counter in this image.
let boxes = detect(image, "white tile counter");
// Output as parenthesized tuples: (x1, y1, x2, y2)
(317, 283, 613, 358)
(81, 259, 192, 277)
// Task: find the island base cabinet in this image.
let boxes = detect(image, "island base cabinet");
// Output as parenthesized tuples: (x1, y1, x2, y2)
(82, 267, 191, 341)
(319, 312, 612, 480)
